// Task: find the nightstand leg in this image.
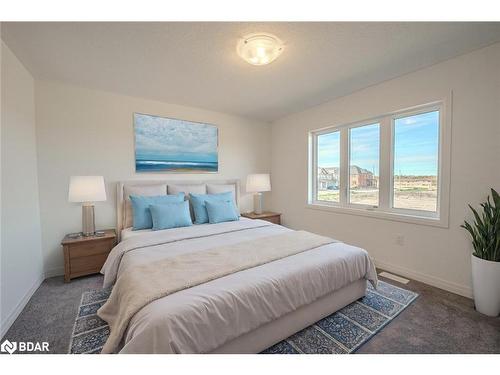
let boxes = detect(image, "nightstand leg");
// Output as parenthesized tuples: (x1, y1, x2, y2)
(63, 245, 71, 283)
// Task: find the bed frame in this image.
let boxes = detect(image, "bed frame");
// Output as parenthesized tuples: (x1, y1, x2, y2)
(211, 279, 366, 353)
(115, 179, 367, 354)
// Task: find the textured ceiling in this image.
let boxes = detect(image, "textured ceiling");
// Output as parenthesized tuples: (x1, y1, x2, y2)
(3, 22, 500, 122)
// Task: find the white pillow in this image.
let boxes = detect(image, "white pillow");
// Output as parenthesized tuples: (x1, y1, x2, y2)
(167, 184, 207, 198)
(207, 184, 237, 205)
(123, 184, 167, 228)
(168, 184, 207, 220)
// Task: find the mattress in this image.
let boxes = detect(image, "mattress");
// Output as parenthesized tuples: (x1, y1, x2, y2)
(101, 219, 377, 353)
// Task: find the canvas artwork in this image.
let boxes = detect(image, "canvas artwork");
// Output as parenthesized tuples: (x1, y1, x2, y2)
(134, 113, 218, 172)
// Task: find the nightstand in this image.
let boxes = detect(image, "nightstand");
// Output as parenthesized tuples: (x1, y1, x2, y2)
(61, 229, 117, 282)
(241, 211, 281, 225)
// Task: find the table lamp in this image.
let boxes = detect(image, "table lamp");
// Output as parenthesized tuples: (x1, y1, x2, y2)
(246, 174, 271, 215)
(68, 176, 107, 236)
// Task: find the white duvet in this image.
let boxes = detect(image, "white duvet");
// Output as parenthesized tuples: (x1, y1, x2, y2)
(100, 218, 377, 353)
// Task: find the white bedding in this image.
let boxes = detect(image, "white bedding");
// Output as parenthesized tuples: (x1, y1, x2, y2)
(101, 219, 377, 353)
(121, 227, 151, 240)
(120, 217, 254, 241)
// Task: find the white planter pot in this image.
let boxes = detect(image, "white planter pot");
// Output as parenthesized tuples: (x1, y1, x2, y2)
(471, 254, 500, 317)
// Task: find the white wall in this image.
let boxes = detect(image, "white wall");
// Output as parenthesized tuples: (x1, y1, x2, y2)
(271, 42, 500, 297)
(1, 42, 44, 337)
(35, 81, 272, 276)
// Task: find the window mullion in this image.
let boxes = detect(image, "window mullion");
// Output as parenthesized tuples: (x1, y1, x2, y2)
(378, 116, 391, 210)
(339, 127, 349, 207)
(309, 133, 317, 203)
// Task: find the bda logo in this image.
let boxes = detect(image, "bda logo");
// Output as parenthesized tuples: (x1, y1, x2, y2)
(0, 339, 49, 353)
(1, 339, 17, 354)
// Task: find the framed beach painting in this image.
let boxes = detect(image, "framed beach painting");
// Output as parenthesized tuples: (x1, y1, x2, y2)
(134, 113, 218, 173)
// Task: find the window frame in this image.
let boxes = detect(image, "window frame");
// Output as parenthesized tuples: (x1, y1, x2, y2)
(308, 99, 451, 228)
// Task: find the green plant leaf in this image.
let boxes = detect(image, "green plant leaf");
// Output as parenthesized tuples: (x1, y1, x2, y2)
(491, 188, 500, 208)
(462, 189, 500, 262)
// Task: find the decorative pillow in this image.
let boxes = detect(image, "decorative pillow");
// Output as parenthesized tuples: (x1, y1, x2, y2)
(205, 200, 240, 224)
(130, 193, 184, 230)
(149, 201, 192, 231)
(123, 184, 167, 228)
(189, 192, 236, 224)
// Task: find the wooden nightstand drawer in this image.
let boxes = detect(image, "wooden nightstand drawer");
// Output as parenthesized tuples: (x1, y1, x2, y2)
(264, 215, 281, 225)
(70, 239, 115, 259)
(241, 212, 281, 225)
(62, 229, 116, 282)
(70, 253, 109, 274)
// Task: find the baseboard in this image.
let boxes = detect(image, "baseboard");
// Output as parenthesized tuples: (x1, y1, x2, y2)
(1, 267, 66, 339)
(374, 259, 473, 298)
(0, 274, 45, 339)
(44, 267, 65, 278)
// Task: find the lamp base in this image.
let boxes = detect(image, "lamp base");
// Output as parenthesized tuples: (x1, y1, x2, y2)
(253, 192, 263, 215)
(82, 204, 96, 237)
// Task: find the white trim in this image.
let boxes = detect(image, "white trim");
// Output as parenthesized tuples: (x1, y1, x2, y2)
(378, 271, 410, 284)
(307, 133, 312, 202)
(306, 202, 448, 228)
(378, 117, 391, 210)
(0, 275, 44, 339)
(340, 128, 348, 204)
(375, 259, 472, 298)
(308, 97, 451, 228)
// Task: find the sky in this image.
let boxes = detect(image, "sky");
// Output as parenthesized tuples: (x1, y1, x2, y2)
(134, 113, 218, 162)
(318, 111, 439, 176)
(394, 111, 439, 176)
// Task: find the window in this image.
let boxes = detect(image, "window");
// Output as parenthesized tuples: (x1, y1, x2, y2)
(393, 111, 439, 212)
(349, 123, 380, 206)
(309, 101, 449, 226)
(317, 131, 340, 203)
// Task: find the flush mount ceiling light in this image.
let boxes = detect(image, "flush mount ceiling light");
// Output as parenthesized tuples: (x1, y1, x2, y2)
(237, 33, 284, 66)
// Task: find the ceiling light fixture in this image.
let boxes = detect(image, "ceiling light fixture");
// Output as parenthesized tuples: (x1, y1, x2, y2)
(237, 33, 284, 66)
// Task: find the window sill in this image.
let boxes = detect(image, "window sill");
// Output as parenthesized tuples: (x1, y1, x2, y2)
(305, 202, 449, 228)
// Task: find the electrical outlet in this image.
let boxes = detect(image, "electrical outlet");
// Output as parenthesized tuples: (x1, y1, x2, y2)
(396, 235, 405, 246)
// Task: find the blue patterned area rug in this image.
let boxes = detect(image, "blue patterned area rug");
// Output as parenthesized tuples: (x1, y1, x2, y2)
(69, 280, 417, 354)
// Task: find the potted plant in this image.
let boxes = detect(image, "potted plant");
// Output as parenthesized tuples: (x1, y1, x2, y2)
(461, 188, 500, 317)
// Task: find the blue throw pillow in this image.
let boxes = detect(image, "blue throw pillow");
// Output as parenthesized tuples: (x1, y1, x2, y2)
(149, 201, 193, 231)
(205, 200, 240, 224)
(130, 193, 184, 230)
(189, 192, 236, 224)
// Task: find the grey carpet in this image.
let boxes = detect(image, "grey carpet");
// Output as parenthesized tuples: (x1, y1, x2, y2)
(1, 275, 103, 354)
(2, 272, 500, 353)
(68, 280, 418, 354)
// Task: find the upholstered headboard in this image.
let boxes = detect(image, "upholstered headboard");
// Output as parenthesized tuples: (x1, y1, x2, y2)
(116, 179, 240, 240)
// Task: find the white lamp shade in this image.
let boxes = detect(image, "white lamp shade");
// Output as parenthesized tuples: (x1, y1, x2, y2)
(68, 176, 107, 203)
(246, 174, 271, 193)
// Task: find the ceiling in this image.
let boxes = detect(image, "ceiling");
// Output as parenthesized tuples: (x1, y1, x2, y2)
(3, 22, 500, 122)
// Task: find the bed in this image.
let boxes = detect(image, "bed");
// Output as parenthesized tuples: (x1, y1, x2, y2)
(97, 179, 377, 354)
